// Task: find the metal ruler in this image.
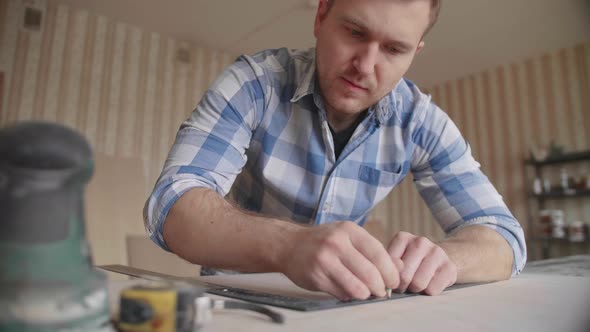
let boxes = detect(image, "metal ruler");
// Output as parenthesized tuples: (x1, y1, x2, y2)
(100, 265, 485, 311)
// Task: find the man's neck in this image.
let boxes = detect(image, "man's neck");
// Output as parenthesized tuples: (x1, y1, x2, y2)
(326, 108, 368, 133)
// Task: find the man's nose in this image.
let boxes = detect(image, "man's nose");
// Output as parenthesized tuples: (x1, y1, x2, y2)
(352, 43, 379, 76)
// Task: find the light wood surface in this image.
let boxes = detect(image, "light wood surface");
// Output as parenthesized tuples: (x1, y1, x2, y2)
(108, 271, 590, 332)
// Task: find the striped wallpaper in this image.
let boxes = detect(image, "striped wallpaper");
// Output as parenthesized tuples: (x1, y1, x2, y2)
(2, 0, 589, 260)
(0, 0, 235, 190)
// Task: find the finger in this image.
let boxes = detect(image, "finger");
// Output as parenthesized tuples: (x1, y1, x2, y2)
(397, 238, 432, 293)
(424, 262, 457, 296)
(293, 259, 350, 300)
(389, 257, 404, 289)
(387, 231, 414, 259)
(392, 257, 405, 272)
(407, 248, 444, 294)
(325, 260, 371, 300)
(309, 257, 361, 301)
(349, 229, 400, 291)
(319, 274, 353, 301)
(340, 245, 387, 297)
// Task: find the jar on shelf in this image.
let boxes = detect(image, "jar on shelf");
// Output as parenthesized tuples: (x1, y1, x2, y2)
(552, 221, 566, 239)
(543, 178, 552, 193)
(539, 210, 555, 224)
(573, 176, 586, 190)
(532, 177, 542, 194)
(568, 221, 586, 242)
(560, 168, 569, 191)
(539, 210, 565, 238)
(539, 210, 552, 237)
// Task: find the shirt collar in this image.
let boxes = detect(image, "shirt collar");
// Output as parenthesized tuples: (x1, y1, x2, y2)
(290, 48, 401, 125)
(290, 49, 317, 103)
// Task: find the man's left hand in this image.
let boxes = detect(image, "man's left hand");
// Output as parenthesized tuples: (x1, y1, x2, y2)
(386, 231, 457, 295)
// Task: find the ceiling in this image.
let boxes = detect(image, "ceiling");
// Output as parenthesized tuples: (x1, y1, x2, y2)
(53, 0, 590, 87)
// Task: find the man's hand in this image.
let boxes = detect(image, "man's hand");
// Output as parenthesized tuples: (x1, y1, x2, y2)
(281, 221, 403, 300)
(387, 231, 457, 296)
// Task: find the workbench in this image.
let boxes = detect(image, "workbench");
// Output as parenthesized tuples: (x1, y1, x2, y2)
(107, 256, 590, 332)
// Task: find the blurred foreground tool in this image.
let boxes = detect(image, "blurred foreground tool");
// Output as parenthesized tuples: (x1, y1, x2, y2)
(0, 122, 113, 331)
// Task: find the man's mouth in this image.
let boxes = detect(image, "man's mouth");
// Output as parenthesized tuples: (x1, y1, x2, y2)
(341, 77, 369, 91)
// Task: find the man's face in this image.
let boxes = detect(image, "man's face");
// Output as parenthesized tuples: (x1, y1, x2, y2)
(314, 0, 430, 118)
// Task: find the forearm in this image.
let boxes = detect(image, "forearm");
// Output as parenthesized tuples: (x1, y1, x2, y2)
(162, 187, 300, 272)
(438, 225, 513, 283)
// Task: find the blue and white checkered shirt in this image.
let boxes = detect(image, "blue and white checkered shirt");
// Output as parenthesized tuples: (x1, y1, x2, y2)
(144, 48, 526, 275)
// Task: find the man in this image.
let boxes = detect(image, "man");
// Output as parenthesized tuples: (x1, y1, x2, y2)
(144, 0, 526, 300)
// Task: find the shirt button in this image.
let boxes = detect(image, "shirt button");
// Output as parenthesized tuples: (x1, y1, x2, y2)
(322, 203, 330, 211)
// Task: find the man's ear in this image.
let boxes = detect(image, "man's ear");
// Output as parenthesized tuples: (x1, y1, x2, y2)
(415, 41, 425, 55)
(314, 0, 330, 38)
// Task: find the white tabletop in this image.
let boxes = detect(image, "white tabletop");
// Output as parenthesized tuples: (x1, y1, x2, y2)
(108, 270, 590, 332)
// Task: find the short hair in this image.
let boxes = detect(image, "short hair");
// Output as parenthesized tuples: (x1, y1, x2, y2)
(325, 0, 442, 38)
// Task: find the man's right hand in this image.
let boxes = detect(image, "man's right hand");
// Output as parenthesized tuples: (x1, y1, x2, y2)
(280, 221, 403, 300)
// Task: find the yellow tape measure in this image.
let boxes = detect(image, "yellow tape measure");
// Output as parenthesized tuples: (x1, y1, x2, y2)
(118, 284, 202, 332)
(116, 282, 284, 331)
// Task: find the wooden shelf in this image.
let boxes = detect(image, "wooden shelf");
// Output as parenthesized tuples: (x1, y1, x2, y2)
(533, 237, 590, 244)
(524, 149, 590, 259)
(525, 150, 590, 166)
(531, 190, 590, 199)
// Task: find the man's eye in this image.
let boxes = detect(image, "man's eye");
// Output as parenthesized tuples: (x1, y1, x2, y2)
(386, 46, 400, 54)
(350, 29, 363, 38)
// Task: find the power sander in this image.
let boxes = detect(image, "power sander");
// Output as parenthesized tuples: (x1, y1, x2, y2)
(0, 122, 113, 331)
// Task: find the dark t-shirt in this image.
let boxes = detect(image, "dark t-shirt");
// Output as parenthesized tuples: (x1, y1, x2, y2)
(329, 112, 367, 159)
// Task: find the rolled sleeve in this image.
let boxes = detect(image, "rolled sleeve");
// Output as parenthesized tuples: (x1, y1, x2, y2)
(143, 55, 268, 251)
(411, 102, 527, 275)
(447, 216, 527, 275)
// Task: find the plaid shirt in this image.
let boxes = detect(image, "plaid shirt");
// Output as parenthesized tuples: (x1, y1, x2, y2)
(144, 48, 526, 275)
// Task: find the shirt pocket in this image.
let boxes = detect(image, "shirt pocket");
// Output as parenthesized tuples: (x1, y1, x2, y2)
(358, 164, 403, 187)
